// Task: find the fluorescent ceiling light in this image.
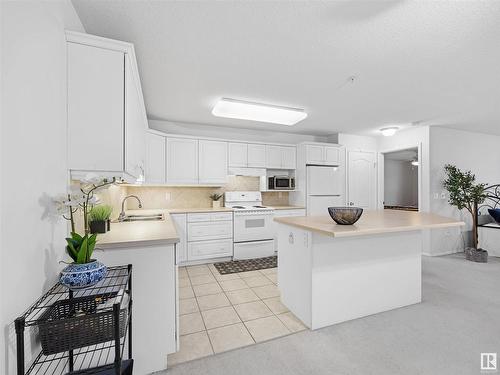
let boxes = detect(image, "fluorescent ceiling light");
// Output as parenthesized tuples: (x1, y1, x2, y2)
(380, 126, 399, 137)
(212, 98, 307, 126)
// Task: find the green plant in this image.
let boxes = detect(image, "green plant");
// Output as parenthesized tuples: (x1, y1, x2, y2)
(89, 205, 113, 222)
(443, 164, 487, 248)
(210, 193, 223, 201)
(65, 232, 97, 264)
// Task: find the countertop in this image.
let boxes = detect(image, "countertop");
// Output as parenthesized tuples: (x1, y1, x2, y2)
(274, 210, 464, 238)
(96, 209, 179, 249)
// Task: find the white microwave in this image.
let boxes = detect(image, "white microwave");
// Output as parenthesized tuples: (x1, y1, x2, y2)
(268, 176, 295, 190)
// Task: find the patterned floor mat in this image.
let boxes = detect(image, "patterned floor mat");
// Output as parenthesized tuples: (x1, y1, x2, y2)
(214, 256, 277, 275)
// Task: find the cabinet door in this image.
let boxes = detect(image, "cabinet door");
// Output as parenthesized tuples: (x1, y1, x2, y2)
(166, 138, 198, 184)
(124, 56, 146, 179)
(68, 42, 124, 172)
(228, 143, 247, 167)
(247, 144, 266, 168)
(281, 146, 297, 169)
(199, 140, 228, 184)
(306, 145, 324, 165)
(266, 145, 283, 169)
(145, 133, 166, 184)
(324, 146, 340, 166)
(171, 214, 187, 264)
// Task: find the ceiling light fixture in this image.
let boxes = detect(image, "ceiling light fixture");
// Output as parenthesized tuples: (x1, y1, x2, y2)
(380, 126, 399, 137)
(212, 98, 307, 126)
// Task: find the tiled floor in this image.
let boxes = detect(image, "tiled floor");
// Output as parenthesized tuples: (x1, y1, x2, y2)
(167, 263, 307, 366)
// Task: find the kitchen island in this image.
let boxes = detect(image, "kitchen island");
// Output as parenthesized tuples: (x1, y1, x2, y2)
(274, 210, 464, 330)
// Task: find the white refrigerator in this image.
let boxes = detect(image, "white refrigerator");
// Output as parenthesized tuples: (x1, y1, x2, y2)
(306, 165, 344, 216)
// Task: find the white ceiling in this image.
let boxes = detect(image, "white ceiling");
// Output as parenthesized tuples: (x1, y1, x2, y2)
(72, 1, 500, 137)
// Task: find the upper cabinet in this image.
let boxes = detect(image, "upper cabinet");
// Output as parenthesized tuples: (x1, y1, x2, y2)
(145, 132, 166, 184)
(199, 140, 228, 184)
(266, 145, 296, 169)
(166, 138, 199, 185)
(305, 144, 340, 166)
(66, 31, 147, 181)
(228, 143, 266, 168)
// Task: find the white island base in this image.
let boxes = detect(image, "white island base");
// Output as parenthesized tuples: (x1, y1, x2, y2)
(278, 226, 422, 329)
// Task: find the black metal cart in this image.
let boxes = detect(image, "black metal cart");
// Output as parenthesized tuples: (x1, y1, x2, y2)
(15, 264, 133, 375)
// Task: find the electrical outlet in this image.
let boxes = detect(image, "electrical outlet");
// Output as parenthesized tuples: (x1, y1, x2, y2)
(165, 192, 171, 201)
(278, 192, 283, 199)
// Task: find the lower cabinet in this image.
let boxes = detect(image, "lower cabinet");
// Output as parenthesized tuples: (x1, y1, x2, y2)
(273, 209, 306, 251)
(170, 212, 234, 265)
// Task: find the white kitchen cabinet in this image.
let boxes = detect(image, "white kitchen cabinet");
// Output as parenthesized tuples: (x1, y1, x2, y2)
(188, 239, 233, 261)
(228, 143, 248, 167)
(305, 144, 340, 166)
(166, 138, 199, 184)
(145, 133, 166, 184)
(199, 140, 228, 184)
(266, 145, 296, 169)
(273, 208, 306, 251)
(247, 144, 266, 168)
(66, 31, 147, 181)
(171, 213, 187, 263)
(187, 221, 233, 242)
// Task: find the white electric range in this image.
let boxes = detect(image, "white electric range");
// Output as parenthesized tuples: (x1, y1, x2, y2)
(225, 191, 275, 260)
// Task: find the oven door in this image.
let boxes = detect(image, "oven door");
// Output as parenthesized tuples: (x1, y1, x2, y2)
(233, 211, 274, 242)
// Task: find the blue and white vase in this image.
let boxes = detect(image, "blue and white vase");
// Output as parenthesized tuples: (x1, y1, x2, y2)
(60, 260, 107, 290)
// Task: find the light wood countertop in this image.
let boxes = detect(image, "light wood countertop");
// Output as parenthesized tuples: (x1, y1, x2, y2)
(274, 210, 464, 238)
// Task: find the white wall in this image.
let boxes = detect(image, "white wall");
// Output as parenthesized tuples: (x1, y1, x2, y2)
(338, 133, 378, 151)
(429, 127, 500, 255)
(384, 159, 418, 207)
(149, 119, 330, 144)
(1, 2, 84, 373)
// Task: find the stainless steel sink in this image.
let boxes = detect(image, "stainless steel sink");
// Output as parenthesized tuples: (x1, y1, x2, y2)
(117, 213, 164, 222)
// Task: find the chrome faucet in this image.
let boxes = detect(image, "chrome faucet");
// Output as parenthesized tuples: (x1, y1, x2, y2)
(118, 195, 143, 221)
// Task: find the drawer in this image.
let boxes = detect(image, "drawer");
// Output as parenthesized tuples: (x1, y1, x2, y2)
(188, 239, 233, 261)
(276, 209, 306, 217)
(188, 221, 233, 242)
(187, 212, 233, 222)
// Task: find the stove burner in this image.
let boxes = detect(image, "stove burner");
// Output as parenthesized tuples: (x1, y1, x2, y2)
(233, 206, 246, 209)
(253, 205, 267, 208)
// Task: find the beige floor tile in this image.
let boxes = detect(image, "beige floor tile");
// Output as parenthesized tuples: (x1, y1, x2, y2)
(213, 272, 241, 281)
(193, 282, 223, 297)
(179, 277, 191, 288)
(189, 273, 216, 286)
(219, 279, 248, 292)
(262, 297, 289, 314)
(234, 300, 273, 321)
(252, 284, 280, 299)
(238, 270, 263, 278)
(179, 286, 195, 300)
(207, 323, 255, 353)
(260, 267, 277, 275)
(277, 312, 308, 333)
(265, 274, 278, 284)
(243, 275, 273, 288)
(201, 306, 241, 329)
(167, 331, 213, 366)
(197, 293, 230, 311)
(179, 312, 205, 335)
(244, 316, 290, 342)
(226, 288, 260, 305)
(179, 298, 199, 315)
(178, 268, 188, 278)
(187, 265, 212, 277)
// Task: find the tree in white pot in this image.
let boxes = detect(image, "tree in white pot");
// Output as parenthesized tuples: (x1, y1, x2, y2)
(443, 164, 488, 262)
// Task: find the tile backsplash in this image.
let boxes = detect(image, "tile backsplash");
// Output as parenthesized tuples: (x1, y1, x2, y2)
(120, 176, 289, 209)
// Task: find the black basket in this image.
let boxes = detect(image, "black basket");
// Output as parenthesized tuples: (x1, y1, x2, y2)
(38, 291, 128, 355)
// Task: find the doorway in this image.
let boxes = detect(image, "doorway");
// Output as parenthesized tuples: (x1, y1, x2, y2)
(347, 150, 377, 209)
(382, 148, 419, 211)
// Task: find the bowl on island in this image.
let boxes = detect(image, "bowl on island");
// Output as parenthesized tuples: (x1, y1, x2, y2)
(328, 207, 363, 225)
(488, 208, 500, 224)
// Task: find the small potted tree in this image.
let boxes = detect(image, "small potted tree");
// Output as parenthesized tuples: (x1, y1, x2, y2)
(210, 193, 223, 208)
(443, 164, 488, 262)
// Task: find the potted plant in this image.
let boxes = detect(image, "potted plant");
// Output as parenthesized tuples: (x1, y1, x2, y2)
(88, 205, 113, 234)
(210, 193, 223, 208)
(54, 174, 116, 289)
(443, 164, 488, 262)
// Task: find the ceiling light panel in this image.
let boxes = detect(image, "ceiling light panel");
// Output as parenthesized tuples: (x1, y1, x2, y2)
(212, 98, 307, 126)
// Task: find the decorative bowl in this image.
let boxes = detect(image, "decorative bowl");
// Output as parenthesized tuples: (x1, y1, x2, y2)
(488, 208, 500, 224)
(60, 260, 107, 290)
(328, 207, 363, 225)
